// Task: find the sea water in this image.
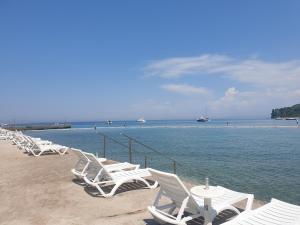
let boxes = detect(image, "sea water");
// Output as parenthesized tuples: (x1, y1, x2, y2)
(25, 119, 300, 204)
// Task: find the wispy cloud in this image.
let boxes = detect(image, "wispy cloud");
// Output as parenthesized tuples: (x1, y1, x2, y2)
(144, 54, 300, 89)
(140, 54, 300, 118)
(161, 84, 209, 95)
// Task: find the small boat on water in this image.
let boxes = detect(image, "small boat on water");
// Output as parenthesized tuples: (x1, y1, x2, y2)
(106, 120, 112, 125)
(196, 116, 209, 122)
(137, 118, 146, 123)
(285, 117, 297, 120)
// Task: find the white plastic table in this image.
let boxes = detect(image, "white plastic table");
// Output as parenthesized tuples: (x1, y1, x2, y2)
(190, 185, 224, 225)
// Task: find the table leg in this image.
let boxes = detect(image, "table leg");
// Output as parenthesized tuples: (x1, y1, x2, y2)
(204, 197, 212, 225)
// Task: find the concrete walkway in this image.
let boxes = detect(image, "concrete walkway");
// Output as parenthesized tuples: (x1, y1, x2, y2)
(0, 140, 262, 225)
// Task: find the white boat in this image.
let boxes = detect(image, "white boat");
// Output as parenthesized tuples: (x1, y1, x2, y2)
(105, 120, 112, 125)
(285, 117, 297, 120)
(137, 118, 146, 123)
(196, 116, 209, 122)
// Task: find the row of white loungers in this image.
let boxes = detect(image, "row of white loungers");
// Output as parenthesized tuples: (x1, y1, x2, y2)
(70, 149, 300, 224)
(0, 128, 69, 156)
(3, 128, 298, 224)
(0, 128, 13, 140)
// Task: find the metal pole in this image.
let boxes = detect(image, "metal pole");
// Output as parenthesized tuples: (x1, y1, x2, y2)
(144, 156, 147, 168)
(173, 161, 176, 174)
(128, 139, 132, 163)
(103, 136, 106, 158)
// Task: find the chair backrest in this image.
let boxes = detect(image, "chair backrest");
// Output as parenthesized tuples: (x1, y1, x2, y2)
(83, 152, 112, 181)
(149, 168, 200, 213)
(149, 168, 199, 212)
(71, 148, 89, 170)
(24, 136, 37, 147)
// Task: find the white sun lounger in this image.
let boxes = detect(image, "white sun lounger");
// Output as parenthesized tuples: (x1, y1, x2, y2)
(25, 141, 69, 156)
(0, 129, 13, 141)
(82, 152, 139, 172)
(11, 131, 25, 145)
(0, 135, 7, 140)
(71, 148, 106, 179)
(24, 135, 52, 146)
(12, 133, 26, 147)
(82, 152, 140, 180)
(83, 153, 157, 197)
(148, 168, 254, 225)
(25, 136, 68, 155)
(222, 198, 300, 225)
(14, 135, 52, 152)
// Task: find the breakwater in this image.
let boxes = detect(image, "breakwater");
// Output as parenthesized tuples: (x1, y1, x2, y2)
(3, 123, 71, 131)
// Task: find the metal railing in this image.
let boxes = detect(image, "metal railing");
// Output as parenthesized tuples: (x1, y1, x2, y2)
(96, 131, 181, 174)
(121, 133, 182, 174)
(96, 131, 128, 159)
(96, 131, 224, 185)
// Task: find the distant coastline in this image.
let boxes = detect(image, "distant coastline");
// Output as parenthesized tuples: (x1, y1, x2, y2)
(271, 104, 300, 119)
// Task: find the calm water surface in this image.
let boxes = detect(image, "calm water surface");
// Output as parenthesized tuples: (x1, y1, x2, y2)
(25, 119, 300, 204)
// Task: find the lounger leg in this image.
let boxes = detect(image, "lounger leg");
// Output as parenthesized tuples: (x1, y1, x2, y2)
(57, 147, 69, 155)
(168, 204, 177, 215)
(95, 182, 123, 198)
(95, 178, 157, 198)
(153, 188, 163, 206)
(176, 196, 189, 223)
(32, 151, 39, 156)
(36, 151, 44, 156)
(245, 194, 254, 211)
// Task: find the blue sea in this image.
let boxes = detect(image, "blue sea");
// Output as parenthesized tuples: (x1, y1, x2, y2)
(25, 119, 300, 204)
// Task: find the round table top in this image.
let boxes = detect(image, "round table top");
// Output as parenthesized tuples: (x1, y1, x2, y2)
(190, 185, 224, 198)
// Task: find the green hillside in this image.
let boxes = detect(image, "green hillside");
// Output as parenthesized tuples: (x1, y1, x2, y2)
(271, 104, 300, 118)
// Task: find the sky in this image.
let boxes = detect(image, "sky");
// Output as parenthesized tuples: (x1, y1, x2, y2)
(1, 0, 300, 123)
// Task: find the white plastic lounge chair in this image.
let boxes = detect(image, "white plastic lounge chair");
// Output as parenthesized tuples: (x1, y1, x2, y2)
(14, 135, 52, 152)
(0, 135, 7, 140)
(13, 134, 32, 150)
(25, 142, 69, 156)
(0, 129, 12, 140)
(12, 133, 25, 146)
(222, 198, 300, 225)
(82, 152, 138, 172)
(148, 168, 254, 225)
(71, 148, 106, 179)
(82, 152, 140, 180)
(10, 131, 24, 145)
(25, 135, 68, 155)
(83, 153, 157, 197)
(25, 144, 59, 156)
(24, 135, 52, 146)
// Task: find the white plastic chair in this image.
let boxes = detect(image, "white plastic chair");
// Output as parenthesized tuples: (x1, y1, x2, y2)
(83, 153, 157, 197)
(71, 148, 106, 179)
(148, 168, 254, 225)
